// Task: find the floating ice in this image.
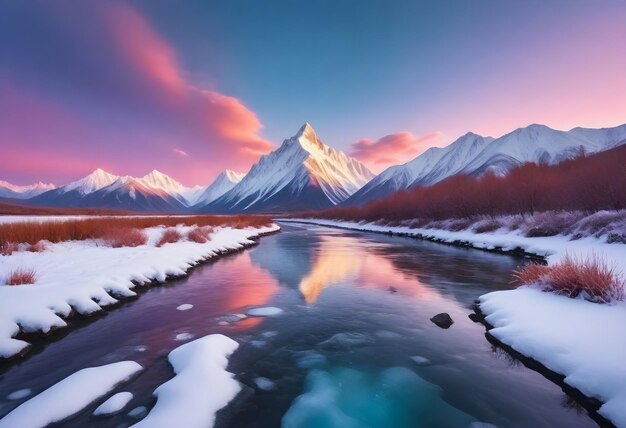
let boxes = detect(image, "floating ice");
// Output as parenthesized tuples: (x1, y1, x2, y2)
(6, 388, 31, 400)
(410, 356, 432, 366)
(320, 332, 375, 349)
(93, 391, 133, 416)
(294, 351, 328, 369)
(282, 367, 475, 428)
(132, 334, 240, 428)
(128, 406, 148, 418)
(176, 304, 193, 311)
(261, 331, 278, 338)
(245, 306, 283, 317)
(174, 333, 194, 341)
(250, 340, 267, 348)
(253, 377, 276, 391)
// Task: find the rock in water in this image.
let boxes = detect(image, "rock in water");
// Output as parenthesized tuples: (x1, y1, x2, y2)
(430, 313, 454, 329)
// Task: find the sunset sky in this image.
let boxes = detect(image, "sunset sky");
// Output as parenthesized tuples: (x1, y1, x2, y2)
(1, 0, 625, 185)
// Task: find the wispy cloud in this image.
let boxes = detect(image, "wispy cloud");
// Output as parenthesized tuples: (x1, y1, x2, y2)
(173, 148, 189, 157)
(349, 131, 444, 172)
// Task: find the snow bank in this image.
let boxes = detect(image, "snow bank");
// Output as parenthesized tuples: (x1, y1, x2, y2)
(284, 218, 626, 426)
(0, 361, 141, 427)
(0, 224, 279, 359)
(132, 334, 240, 428)
(93, 391, 134, 416)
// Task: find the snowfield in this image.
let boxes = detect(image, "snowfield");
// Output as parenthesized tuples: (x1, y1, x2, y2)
(0, 361, 142, 428)
(0, 223, 279, 359)
(132, 334, 240, 428)
(282, 218, 626, 426)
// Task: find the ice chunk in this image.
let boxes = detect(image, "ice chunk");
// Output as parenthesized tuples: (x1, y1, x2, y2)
(176, 304, 193, 311)
(128, 406, 148, 418)
(253, 377, 276, 391)
(410, 356, 432, 366)
(245, 306, 283, 317)
(0, 361, 142, 428)
(6, 388, 31, 400)
(320, 332, 375, 349)
(282, 367, 475, 428)
(93, 391, 133, 416)
(261, 331, 278, 338)
(174, 333, 194, 341)
(132, 334, 240, 428)
(294, 351, 328, 369)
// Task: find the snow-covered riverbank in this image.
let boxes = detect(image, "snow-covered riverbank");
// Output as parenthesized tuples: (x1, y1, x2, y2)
(281, 218, 626, 427)
(0, 224, 279, 360)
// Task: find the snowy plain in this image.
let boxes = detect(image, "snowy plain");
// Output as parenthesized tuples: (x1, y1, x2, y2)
(281, 218, 626, 427)
(0, 220, 279, 359)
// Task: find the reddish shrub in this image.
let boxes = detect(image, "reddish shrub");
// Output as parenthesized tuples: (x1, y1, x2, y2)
(187, 226, 213, 243)
(102, 227, 147, 248)
(27, 240, 47, 252)
(473, 219, 503, 233)
(6, 267, 37, 285)
(157, 228, 182, 247)
(1, 241, 19, 256)
(513, 254, 624, 303)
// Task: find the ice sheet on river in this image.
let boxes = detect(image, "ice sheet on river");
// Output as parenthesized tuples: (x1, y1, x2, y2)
(282, 366, 476, 428)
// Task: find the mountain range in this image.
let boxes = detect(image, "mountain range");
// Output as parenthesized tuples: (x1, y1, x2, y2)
(3, 122, 625, 213)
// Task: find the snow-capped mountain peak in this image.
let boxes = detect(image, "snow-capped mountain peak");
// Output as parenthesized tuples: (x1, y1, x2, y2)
(61, 168, 119, 195)
(197, 123, 374, 213)
(194, 169, 246, 206)
(139, 169, 185, 194)
(0, 180, 56, 199)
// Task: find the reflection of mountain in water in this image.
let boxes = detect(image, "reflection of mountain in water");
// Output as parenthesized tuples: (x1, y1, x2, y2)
(249, 226, 320, 290)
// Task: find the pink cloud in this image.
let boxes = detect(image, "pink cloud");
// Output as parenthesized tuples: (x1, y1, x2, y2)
(349, 131, 444, 172)
(0, 3, 273, 186)
(173, 148, 189, 157)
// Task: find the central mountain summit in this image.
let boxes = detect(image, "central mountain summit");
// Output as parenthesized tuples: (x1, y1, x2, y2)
(197, 123, 374, 213)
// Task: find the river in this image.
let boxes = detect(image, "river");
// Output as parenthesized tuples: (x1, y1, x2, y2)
(0, 222, 596, 427)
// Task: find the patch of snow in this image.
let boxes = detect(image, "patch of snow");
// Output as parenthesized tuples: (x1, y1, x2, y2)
(131, 334, 240, 428)
(6, 389, 31, 400)
(0, 224, 279, 359)
(93, 391, 133, 416)
(245, 306, 283, 317)
(0, 361, 141, 428)
(176, 304, 193, 311)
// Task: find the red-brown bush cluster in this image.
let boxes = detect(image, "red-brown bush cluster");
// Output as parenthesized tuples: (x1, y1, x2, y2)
(157, 228, 182, 247)
(0, 215, 272, 248)
(513, 254, 624, 303)
(303, 145, 626, 223)
(6, 267, 37, 285)
(101, 227, 148, 248)
(187, 226, 214, 243)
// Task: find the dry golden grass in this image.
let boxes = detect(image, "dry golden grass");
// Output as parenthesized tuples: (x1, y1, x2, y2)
(0, 215, 272, 247)
(187, 226, 214, 243)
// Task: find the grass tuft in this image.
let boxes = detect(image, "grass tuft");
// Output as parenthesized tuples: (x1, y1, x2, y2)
(187, 226, 213, 243)
(157, 228, 182, 247)
(102, 227, 147, 248)
(514, 253, 624, 304)
(6, 267, 37, 285)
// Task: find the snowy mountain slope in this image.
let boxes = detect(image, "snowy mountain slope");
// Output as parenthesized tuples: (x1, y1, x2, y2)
(194, 170, 245, 206)
(0, 180, 55, 199)
(80, 176, 188, 212)
(29, 168, 192, 211)
(197, 123, 374, 213)
(346, 123, 626, 206)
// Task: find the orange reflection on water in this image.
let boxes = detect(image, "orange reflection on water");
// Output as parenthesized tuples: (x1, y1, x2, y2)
(298, 236, 438, 304)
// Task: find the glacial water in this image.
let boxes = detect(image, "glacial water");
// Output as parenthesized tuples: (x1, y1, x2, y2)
(0, 223, 596, 427)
